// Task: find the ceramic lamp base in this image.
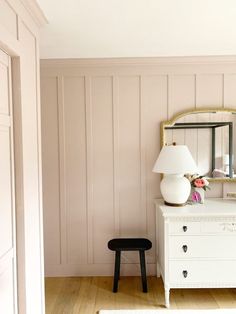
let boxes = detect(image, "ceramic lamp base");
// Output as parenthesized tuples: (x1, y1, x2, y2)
(164, 201, 186, 207)
(160, 174, 191, 206)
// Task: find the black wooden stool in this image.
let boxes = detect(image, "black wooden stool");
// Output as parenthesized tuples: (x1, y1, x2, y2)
(108, 238, 152, 293)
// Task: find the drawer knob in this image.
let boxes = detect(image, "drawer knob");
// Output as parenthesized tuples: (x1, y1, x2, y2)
(183, 270, 188, 278)
(183, 226, 188, 232)
(182, 245, 188, 253)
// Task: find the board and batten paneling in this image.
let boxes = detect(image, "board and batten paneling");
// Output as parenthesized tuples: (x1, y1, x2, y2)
(41, 77, 61, 266)
(41, 57, 236, 276)
(63, 76, 88, 265)
(91, 76, 114, 264)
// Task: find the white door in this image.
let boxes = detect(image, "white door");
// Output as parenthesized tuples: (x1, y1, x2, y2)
(0, 50, 17, 313)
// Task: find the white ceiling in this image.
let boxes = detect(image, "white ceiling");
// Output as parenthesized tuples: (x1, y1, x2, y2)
(38, 0, 236, 59)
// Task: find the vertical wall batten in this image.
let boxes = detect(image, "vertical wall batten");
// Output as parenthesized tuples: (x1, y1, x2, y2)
(139, 76, 148, 235)
(57, 75, 67, 265)
(85, 76, 94, 264)
(112, 76, 120, 237)
(194, 74, 197, 109)
(222, 74, 225, 107)
(167, 75, 170, 120)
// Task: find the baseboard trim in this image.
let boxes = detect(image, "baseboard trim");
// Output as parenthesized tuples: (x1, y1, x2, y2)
(45, 263, 156, 277)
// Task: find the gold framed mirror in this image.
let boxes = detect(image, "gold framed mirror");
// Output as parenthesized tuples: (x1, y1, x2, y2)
(161, 107, 236, 183)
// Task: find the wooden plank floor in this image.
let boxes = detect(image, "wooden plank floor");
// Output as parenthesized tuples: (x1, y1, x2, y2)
(45, 276, 236, 314)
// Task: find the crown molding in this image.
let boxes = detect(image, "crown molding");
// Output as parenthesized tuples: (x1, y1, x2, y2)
(19, 0, 48, 27)
(40, 55, 236, 68)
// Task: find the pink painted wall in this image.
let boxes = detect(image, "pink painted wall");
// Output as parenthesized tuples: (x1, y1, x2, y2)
(41, 57, 236, 276)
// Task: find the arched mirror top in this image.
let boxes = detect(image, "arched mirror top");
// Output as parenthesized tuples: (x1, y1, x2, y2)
(161, 107, 236, 183)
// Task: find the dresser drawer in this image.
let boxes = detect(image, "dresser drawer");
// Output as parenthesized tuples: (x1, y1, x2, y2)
(169, 221, 236, 235)
(201, 221, 236, 234)
(169, 222, 201, 235)
(169, 235, 236, 259)
(169, 260, 236, 285)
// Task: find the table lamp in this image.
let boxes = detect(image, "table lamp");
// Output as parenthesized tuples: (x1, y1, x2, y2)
(153, 144, 198, 206)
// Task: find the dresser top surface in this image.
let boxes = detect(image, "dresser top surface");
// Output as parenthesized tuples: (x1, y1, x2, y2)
(155, 199, 236, 217)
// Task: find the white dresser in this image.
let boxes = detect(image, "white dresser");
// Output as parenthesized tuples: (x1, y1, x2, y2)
(155, 199, 236, 308)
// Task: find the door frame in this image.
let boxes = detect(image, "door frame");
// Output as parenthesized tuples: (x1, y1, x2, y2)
(0, 31, 45, 314)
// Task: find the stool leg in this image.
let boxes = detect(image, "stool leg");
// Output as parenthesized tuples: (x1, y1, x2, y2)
(117, 255, 120, 280)
(113, 250, 121, 292)
(139, 250, 147, 292)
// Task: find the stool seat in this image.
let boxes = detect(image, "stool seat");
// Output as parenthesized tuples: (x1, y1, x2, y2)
(108, 238, 152, 251)
(108, 237, 152, 293)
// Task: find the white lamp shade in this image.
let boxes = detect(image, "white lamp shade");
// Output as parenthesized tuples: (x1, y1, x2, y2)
(153, 145, 198, 174)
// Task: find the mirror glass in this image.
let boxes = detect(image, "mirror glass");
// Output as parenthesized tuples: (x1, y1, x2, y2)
(163, 110, 236, 181)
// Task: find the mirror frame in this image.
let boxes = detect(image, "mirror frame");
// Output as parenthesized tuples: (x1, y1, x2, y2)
(161, 107, 236, 183)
